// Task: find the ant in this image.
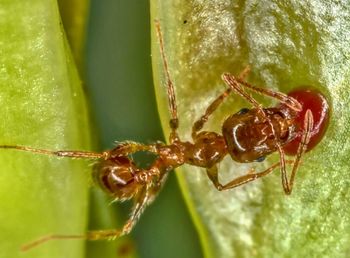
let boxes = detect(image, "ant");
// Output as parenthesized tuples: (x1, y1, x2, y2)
(1, 20, 329, 251)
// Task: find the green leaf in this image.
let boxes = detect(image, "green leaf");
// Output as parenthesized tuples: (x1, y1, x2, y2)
(151, 1, 350, 257)
(57, 0, 90, 75)
(0, 1, 92, 258)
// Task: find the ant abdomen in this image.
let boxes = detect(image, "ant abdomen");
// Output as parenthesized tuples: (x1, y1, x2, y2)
(93, 156, 142, 200)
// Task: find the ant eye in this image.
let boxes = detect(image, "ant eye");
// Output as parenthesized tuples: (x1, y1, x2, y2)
(255, 156, 266, 162)
(238, 108, 249, 115)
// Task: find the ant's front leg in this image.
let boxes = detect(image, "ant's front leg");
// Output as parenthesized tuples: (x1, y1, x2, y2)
(221, 73, 266, 119)
(279, 109, 314, 195)
(228, 74, 302, 112)
(192, 66, 251, 139)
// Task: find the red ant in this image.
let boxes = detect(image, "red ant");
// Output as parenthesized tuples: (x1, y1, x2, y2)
(1, 20, 329, 251)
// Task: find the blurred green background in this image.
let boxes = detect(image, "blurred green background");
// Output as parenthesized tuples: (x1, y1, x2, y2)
(84, 1, 202, 257)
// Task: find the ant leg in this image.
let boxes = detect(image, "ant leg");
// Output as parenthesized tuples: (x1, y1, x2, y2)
(221, 163, 281, 190)
(221, 163, 280, 190)
(146, 172, 169, 205)
(154, 20, 179, 143)
(110, 141, 160, 157)
(0, 141, 163, 161)
(191, 66, 251, 139)
(206, 161, 295, 191)
(279, 109, 314, 195)
(221, 73, 266, 117)
(224, 73, 302, 112)
(191, 88, 231, 139)
(111, 185, 152, 236)
(21, 184, 153, 251)
(0, 145, 108, 160)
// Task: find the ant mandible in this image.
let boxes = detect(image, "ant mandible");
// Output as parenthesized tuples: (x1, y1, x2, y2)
(2, 20, 329, 251)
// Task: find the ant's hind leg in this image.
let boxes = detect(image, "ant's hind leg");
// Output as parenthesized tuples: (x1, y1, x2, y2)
(191, 66, 251, 139)
(112, 185, 151, 236)
(0, 142, 160, 161)
(85, 183, 157, 239)
(85, 180, 165, 241)
(0, 145, 108, 160)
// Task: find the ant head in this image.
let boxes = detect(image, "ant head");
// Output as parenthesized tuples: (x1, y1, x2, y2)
(94, 156, 142, 201)
(222, 109, 277, 163)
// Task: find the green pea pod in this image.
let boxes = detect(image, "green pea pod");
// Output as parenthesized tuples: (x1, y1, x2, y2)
(151, 1, 350, 257)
